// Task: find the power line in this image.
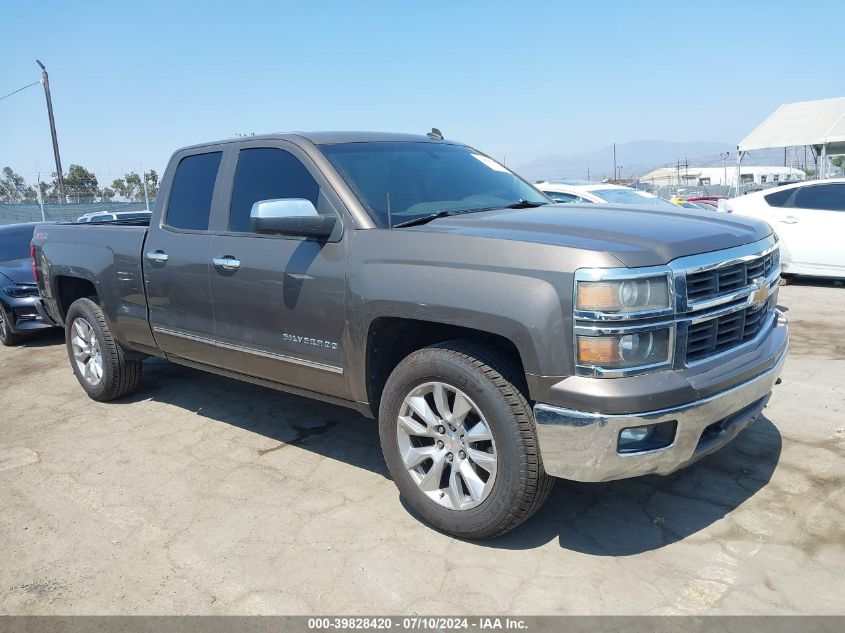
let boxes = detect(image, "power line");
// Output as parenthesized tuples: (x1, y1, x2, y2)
(0, 80, 40, 102)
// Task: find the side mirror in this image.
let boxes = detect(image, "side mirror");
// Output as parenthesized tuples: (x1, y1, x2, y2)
(250, 199, 337, 239)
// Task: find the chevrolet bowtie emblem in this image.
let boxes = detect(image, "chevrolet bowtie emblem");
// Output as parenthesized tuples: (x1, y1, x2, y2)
(748, 278, 769, 310)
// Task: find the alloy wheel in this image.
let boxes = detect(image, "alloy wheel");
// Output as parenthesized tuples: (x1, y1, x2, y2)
(396, 381, 497, 511)
(70, 318, 103, 385)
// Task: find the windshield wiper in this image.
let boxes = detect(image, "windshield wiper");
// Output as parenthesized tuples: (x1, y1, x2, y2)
(392, 209, 460, 228)
(392, 200, 547, 229)
(503, 199, 547, 209)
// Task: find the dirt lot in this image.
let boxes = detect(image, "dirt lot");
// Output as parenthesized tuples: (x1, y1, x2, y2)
(1, 282, 843, 615)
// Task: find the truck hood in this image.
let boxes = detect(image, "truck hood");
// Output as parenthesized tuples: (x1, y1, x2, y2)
(410, 204, 772, 267)
(0, 258, 35, 285)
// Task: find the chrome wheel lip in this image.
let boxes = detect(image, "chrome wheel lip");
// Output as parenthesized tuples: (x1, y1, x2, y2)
(70, 318, 103, 386)
(396, 381, 498, 511)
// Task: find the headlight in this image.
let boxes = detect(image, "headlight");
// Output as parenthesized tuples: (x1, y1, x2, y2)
(576, 276, 670, 314)
(2, 285, 39, 298)
(577, 328, 672, 370)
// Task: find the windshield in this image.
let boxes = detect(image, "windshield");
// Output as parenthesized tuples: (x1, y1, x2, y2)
(319, 142, 548, 227)
(0, 226, 35, 262)
(591, 188, 678, 208)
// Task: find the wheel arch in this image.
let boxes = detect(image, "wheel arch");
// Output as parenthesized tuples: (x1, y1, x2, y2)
(362, 316, 530, 418)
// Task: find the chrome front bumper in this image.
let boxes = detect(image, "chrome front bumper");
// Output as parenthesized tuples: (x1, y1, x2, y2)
(534, 319, 788, 482)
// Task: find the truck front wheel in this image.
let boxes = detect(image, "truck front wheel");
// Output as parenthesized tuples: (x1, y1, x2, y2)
(378, 342, 553, 539)
(65, 298, 142, 401)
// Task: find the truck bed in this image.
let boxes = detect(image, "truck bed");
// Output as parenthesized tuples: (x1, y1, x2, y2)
(33, 222, 157, 353)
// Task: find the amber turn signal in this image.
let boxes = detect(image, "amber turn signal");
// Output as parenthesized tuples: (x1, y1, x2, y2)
(575, 282, 619, 310)
(577, 336, 621, 364)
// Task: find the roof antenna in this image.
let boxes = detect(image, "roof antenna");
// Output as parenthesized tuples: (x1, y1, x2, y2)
(426, 128, 443, 140)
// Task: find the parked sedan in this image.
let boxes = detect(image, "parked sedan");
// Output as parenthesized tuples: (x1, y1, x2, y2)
(538, 181, 679, 209)
(720, 178, 845, 280)
(0, 223, 56, 345)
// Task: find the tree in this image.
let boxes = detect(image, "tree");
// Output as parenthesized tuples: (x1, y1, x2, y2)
(832, 155, 845, 170)
(0, 167, 28, 203)
(144, 170, 159, 200)
(62, 164, 100, 203)
(111, 170, 159, 201)
(100, 187, 115, 202)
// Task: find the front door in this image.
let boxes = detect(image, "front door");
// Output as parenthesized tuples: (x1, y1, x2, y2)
(775, 182, 845, 274)
(207, 142, 351, 399)
(145, 149, 226, 366)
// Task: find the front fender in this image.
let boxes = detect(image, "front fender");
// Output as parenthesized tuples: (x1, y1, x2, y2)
(345, 229, 622, 403)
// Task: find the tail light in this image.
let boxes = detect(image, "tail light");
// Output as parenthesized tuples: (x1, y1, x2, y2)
(30, 244, 39, 282)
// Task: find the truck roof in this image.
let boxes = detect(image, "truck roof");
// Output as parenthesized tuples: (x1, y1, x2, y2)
(176, 131, 456, 153)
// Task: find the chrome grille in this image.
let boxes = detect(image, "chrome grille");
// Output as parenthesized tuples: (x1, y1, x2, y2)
(686, 250, 779, 303)
(685, 303, 771, 363)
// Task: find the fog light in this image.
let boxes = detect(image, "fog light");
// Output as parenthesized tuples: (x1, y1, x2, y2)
(617, 421, 677, 454)
(620, 425, 654, 444)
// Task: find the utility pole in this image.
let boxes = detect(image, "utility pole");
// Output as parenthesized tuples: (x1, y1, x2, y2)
(36, 174, 46, 222)
(36, 60, 65, 203)
(142, 172, 150, 212)
(720, 152, 730, 189)
(612, 143, 617, 183)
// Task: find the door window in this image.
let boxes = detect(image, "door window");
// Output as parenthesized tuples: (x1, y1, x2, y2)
(165, 152, 222, 230)
(793, 183, 845, 211)
(229, 148, 321, 233)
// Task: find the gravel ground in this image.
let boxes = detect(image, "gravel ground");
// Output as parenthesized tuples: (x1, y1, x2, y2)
(1, 281, 843, 615)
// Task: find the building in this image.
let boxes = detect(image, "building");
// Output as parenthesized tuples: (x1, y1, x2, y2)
(639, 165, 805, 188)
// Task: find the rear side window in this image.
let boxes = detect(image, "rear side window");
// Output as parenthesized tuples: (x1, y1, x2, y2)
(229, 148, 321, 233)
(764, 188, 795, 208)
(793, 183, 845, 211)
(166, 152, 222, 230)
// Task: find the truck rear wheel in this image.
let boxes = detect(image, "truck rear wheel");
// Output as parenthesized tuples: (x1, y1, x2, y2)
(378, 341, 553, 539)
(65, 298, 142, 401)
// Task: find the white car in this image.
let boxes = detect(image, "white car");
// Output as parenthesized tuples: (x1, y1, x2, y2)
(720, 178, 845, 280)
(537, 180, 679, 209)
(76, 211, 152, 223)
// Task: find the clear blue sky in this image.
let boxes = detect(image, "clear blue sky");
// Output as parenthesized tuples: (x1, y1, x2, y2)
(2, 0, 843, 180)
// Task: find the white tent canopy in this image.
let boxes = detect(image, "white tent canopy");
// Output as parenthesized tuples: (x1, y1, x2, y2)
(738, 97, 845, 154)
(736, 97, 845, 185)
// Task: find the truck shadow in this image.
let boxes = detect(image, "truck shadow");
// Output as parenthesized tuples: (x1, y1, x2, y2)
(115, 358, 390, 477)
(490, 416, 782, 555)
(116, 358, 781, 555)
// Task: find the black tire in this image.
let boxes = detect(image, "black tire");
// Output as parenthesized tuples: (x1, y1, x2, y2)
(379, 341, 553, 539)
(65, 298, 142, 401)
(0, 307, 23, 346)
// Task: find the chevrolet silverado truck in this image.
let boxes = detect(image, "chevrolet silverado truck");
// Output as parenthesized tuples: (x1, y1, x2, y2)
(32, 132, 788, 538)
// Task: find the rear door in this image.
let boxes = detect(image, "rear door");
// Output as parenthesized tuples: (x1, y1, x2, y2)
(772, 183, 845, 273)
(207, 140, 351, 398)
(145, 148, 227, 365)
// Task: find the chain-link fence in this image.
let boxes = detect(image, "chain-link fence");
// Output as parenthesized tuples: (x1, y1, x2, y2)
(1, 168, 160, 226)
(0, 200, 154, 226)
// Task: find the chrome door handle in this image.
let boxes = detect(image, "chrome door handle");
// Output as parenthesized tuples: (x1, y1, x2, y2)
(212, 256, 241, 271)
(145, 250, 169, 264)
(779, 216, 799, 224)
